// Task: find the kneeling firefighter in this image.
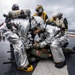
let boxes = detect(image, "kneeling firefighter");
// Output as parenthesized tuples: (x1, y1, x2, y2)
(33, 23, 69, 68)
(28, 16, 52, 59)
(1, 7, 34, 72)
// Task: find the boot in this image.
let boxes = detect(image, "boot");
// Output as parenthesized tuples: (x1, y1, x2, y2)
(55, 61, 66, 69)
(18, 64, 33, 72)
(64, 47, 75, 54)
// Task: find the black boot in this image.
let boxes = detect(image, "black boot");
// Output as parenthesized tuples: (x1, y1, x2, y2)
(55, 61, 66, 69)
(64, 47, 75, 55)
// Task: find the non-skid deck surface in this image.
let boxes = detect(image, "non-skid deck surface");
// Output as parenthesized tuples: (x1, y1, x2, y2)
(0, 37, 75, 75)
(32, 60, 68, 75)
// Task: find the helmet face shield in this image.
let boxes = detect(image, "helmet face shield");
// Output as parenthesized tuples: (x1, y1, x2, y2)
(36, 8, 43, 14)
(35, 5, 43, 15)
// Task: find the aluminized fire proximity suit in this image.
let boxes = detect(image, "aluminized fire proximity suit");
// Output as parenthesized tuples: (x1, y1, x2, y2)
(39, 25, 69, 63)
(0, 16, 45, 68)
(0, 19, 30, 68)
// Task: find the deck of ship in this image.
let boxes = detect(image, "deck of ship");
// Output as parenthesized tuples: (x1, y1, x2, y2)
(0, 34, 75, 75)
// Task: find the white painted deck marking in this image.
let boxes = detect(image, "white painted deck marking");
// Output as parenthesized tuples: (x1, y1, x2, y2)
(32, 60, 68, 75)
